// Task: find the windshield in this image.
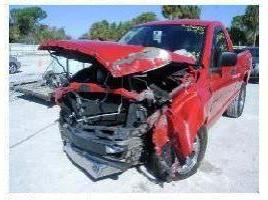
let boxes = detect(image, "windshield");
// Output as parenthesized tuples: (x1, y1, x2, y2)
(119, 24, 206, 63)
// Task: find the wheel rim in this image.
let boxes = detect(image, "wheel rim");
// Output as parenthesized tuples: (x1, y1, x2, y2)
(176, 135, 200, 175)
(9, 63, 17, 73)
(159, 134, 201, 179)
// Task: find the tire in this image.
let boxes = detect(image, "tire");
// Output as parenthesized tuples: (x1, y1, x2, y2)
(59, 109, 69, 145)
(9, 62, 18, 74)
(225, 83, 246, 118)
(149, 127, 208, 182)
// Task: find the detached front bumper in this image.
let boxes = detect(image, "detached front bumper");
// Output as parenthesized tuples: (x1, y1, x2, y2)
(64, 143, 128, 179)
(62, 124, 149, 179)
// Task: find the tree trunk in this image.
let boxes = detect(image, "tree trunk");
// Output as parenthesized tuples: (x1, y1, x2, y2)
(253, 31, 257, 47)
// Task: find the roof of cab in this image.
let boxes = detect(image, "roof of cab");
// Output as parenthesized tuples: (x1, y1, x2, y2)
(138, 19, 223, 27)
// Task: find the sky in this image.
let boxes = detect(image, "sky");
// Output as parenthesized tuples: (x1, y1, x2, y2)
(10, 5, 247, 39)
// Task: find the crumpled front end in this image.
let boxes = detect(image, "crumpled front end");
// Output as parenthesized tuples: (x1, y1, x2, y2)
(61, 119, 150, 179)
(51, 42, 198, 179)
(59, 90, 151, 178)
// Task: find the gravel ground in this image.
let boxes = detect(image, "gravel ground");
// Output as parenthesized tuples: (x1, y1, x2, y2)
(9, 83, 259, 193)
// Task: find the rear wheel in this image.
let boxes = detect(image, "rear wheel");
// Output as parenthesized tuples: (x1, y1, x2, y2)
(225, 83, 246, 118)
(149, 127, 208, 182)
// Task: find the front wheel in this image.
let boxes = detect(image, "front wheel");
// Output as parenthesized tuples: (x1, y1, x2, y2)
(149, 127, 208, 182)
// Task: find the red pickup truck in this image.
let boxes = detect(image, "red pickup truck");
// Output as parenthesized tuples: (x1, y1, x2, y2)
(39, 19, 252, 182)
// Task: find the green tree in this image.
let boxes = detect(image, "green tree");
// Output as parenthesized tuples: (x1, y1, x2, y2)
(9, 6, 71, 44)
(132, 12, 157, 25)
(78, 33, 89, 40)
(231, 16, 245, 30)
(38, 26, 71, 42)
(10, 7, 47, 36)
(228, 27, 247, 46)
(9, 26, 20, 42)
(116, 21, 133, 39)
(229, 5, 259, 46)
(243, 5, 259, 46)
(109, 22, 119, 40)
(162, 5, 201, 20)
(86, 12, 157, 41)
(229, 16, 247, 46)
(89, 20, 110, 40)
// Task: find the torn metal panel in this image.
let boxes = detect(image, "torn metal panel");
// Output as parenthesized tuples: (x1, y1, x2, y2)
(169, 86, 206, 157)
(54, 82, 155, 103)
(152, 111, 170, 156)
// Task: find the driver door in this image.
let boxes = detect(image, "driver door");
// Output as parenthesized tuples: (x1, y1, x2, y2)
(208, 27, 238, 123)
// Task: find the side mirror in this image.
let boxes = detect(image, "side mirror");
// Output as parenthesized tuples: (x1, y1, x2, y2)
(219, 52, 237, 66)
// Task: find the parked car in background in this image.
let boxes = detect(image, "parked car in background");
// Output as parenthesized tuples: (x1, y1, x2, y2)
(9, 56, 21, 74)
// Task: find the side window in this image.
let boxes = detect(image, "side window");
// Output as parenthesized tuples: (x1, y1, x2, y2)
(211, 28, 228, 69)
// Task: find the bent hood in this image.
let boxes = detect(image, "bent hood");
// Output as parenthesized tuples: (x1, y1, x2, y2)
(39, 40, 196, 77)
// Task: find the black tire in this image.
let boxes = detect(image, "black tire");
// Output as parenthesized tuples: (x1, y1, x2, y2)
(225, 83, 246, 118)
(9, 62, 18, 74)
(149, 127, 208, 182)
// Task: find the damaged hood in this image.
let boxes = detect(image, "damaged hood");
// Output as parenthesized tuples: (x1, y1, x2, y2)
(39, 40, 196, 77)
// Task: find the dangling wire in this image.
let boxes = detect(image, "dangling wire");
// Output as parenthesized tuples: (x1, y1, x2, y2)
(48, 50, 67, 74)
(39, 57, 55, 80)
